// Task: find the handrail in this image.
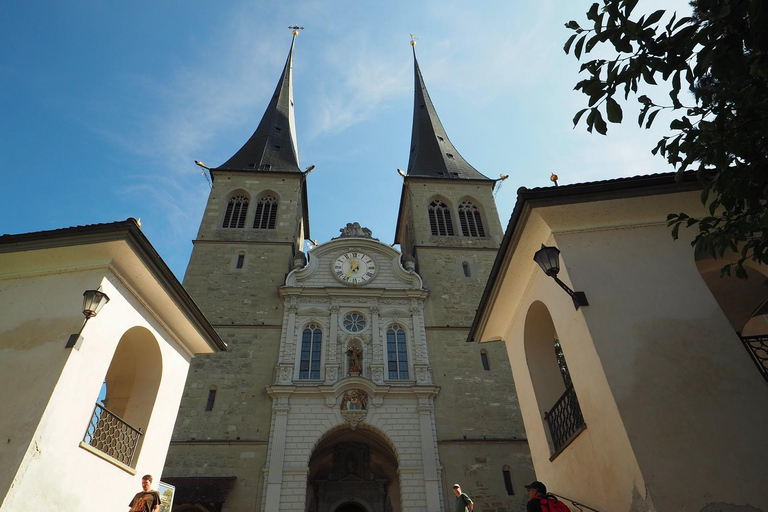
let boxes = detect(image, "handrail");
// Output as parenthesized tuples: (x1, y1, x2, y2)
(82, 402, 143, 466)
(547, 492, 604, 512)
(543, 385, 585, 452)
(738, 334, 768, 381)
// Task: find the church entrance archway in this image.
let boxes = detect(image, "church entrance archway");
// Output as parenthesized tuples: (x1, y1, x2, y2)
(334, 504, 367, 512)
(306, 426, 399, 512)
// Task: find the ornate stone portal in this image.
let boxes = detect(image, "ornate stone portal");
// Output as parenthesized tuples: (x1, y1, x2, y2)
(311, 443, 391, 512)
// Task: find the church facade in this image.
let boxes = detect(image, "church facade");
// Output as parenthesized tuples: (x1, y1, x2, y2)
(163, 34, 533, 512)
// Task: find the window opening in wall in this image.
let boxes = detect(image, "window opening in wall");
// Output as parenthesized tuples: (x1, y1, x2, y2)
(446, 153, 454, 159)
(554, 338, 572, 388)
(502, 466, 514, 495)
(481, 350, 490, 371)
(254, 194, 278, 229)
(428, 200, 455, 236)
(274, 145, 281, 150)
(458, 200, 485, 237)
(205, 389, 216, 411)
(387, 325, 409, 379)
(299, 324, 323, 379)
(462, 261, 471, 277)
(236, 253, 245, 269)
(222, 195, 249, 229)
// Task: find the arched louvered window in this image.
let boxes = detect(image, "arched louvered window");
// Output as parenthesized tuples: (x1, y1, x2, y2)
(428, 200, 454, 236)
(387, 325, 409, 379)
(299, 324, 322, 379)
(253, 194, 278, 229)
(458, 200, 485, 237)
(222, 195, 249, 229)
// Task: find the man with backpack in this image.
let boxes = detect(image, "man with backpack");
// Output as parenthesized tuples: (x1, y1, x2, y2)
(525, 481, 570, 512)
(452, 483, 473, 512)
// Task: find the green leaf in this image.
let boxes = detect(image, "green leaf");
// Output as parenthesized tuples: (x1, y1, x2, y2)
(574, 35, 587, 59)
(606, 97, 623, 123)
(593, 108, 608, 134)
(564, 33, 578, 54)
(565, 20, 581, 30)
(646, 109, 660, 129)
(573, 108, 589, 127)
(643, 9, 665, 27)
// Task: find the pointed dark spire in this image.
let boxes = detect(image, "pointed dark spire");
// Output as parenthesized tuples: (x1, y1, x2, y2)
(406, 43, 489, 180)
(215, 33, 301, 173)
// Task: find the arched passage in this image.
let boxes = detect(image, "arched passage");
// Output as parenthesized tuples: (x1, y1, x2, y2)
(524, 301, 584, 453)
(306, 425, 400, 512)
(696, 256, 768, 379)
(85, 326, 162, 466)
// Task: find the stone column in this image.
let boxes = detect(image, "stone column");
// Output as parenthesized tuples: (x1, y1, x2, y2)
(326, 305, 340, 383)
(370, 305, 385, 383)
(264, 399, 290, 511)
(417, 395, 441, 512)
(279, 303, 298, 384)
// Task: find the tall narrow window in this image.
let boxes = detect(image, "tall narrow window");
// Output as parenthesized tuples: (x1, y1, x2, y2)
(428, 200, 455, 236)
(458, 200, 485, 237)
(299, 324, 323, 379)
(236, 253, 245, 269)
(205, 389, 216, 411)
(480, 350, 490, 371)
(462, 261, 471, 277)
(387, 325, 409, 379)
(223, 195, 249, 228)
(502, 465, 514, 495)
(253, 194, 278, 229)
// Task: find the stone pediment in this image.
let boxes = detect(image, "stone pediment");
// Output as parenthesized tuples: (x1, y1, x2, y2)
(285, 237, 422, 290)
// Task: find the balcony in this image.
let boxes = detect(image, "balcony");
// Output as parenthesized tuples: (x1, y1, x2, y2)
(544, 385, 585, 457)
(82, 402, 143, 467)
(739, 334, 768, 382)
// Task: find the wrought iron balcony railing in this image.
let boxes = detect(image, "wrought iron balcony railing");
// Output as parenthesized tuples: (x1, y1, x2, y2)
(544, 385, 585, 454)
(83, 402, 142, 466)
(739, 334, 768, 382)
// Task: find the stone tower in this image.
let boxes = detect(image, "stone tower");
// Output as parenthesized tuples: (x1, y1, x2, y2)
(163, 37, 534, 512)
(393, 43, 534, 510)
(163, 32, 310, 512)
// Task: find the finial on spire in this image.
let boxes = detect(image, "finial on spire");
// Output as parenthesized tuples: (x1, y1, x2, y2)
(288, 25, 305, 36)
(409, 33, 418, 47)
(550, 173, 559, 187)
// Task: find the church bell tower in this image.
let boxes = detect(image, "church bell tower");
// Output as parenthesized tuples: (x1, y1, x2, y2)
(163, 31, 310, 512)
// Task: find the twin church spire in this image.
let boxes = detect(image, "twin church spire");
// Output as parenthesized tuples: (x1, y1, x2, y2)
(213, 34, 489, 182)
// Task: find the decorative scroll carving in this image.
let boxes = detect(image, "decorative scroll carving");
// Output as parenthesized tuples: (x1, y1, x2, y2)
(341, 389, 368, 411)
(401, 254, 416, 272)
(278, 365, 293, 384)
(326, 366, 339, 384)
(370, 366, 384, 384)
(293, 250, 307, 270)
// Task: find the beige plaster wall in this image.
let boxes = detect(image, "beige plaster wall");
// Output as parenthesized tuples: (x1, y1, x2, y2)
(0, 270, 193, 512)
(491, 191, 768, 512)
(555, 222, 768, 511)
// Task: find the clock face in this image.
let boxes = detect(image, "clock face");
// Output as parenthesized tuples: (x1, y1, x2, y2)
(333, 252, 377, 286)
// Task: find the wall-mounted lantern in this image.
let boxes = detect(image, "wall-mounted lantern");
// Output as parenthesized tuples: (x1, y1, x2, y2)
(533, 245, 589, 310)
(65, 290, 110, 349)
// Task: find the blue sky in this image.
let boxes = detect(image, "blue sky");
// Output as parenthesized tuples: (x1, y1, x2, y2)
(1, 0, 691, 278)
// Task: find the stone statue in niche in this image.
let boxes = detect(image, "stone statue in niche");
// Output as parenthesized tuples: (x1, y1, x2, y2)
(346, 345, 362, 375)
(341, 389, 368, 411)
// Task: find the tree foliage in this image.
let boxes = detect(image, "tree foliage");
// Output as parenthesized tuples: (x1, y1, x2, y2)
(565, 0, 768, 278)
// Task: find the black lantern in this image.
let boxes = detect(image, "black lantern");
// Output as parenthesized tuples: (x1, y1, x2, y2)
(82, 290, 110, 318)
(65, 289, 110, 348)
(533, 244, 589, 310)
